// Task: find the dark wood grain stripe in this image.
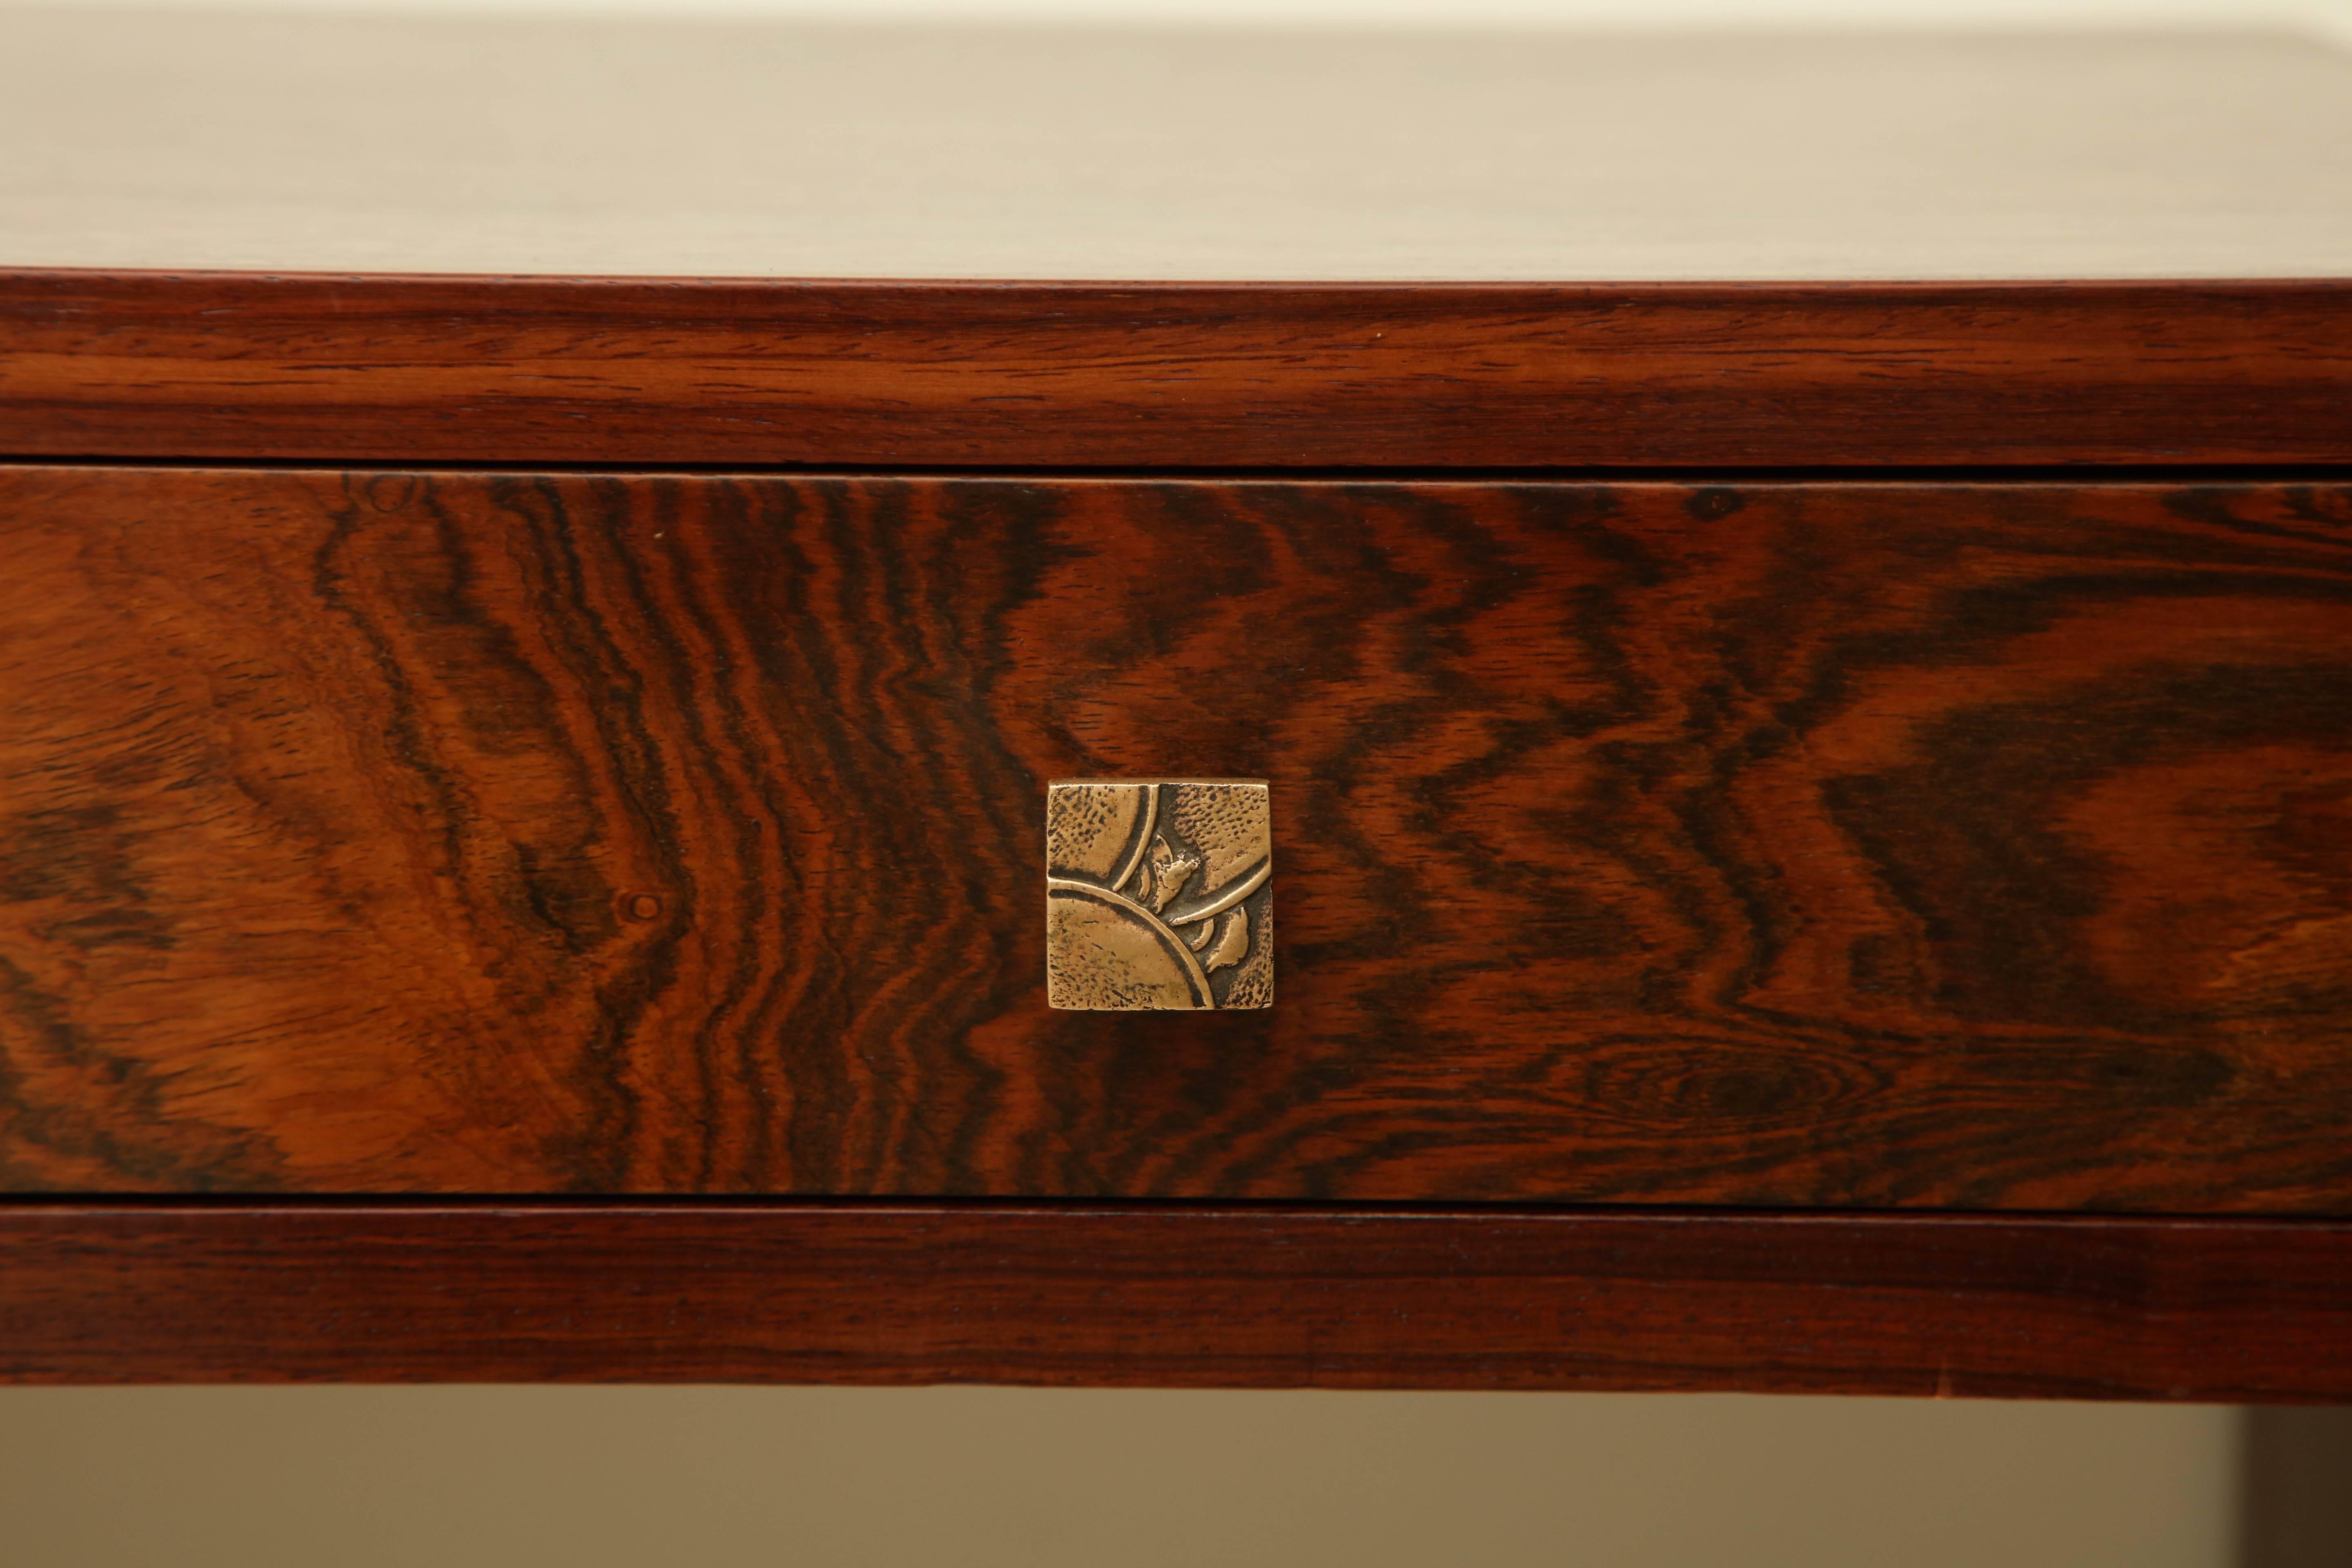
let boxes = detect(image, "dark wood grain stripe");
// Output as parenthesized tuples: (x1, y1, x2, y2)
(3, 272, 2350, 468)
(3, 1203, 2348, 1399)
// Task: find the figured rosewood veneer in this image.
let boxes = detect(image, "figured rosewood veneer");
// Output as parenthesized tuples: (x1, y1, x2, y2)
(7, 17, 2352, 1395)
(3, 467, 2347, 1213)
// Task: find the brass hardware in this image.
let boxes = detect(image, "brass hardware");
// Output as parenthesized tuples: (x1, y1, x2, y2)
(1046, 779, 1272, 1010)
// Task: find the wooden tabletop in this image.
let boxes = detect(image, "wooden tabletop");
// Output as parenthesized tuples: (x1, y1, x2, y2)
(5, 13, 2351, 281)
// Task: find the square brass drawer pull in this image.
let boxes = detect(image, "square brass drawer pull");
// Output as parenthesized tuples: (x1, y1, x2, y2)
(1045, 779, 1272, 1010)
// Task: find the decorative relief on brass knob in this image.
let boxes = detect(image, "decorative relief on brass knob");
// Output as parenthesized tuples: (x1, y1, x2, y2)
(1046, 779, 1272, 1010)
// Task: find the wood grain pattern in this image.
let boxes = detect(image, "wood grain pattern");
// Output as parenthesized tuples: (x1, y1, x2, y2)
(4, 1203, 2350, 1399)
(4, 273, 2351, 468)
(2, 467, 2350, 1206)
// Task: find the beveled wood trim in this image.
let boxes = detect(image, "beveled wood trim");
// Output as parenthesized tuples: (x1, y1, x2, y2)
(4, 272, 2349, 469)
(4, 1203, 2348, 1398)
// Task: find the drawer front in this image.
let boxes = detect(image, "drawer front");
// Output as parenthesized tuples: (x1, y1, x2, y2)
(1, 468, 2347, 1207)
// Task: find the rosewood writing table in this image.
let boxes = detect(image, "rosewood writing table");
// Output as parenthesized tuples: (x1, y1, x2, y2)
(3, 14, 2351, 1399)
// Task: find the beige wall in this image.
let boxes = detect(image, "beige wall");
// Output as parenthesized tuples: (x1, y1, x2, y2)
(6, 0, 2352, 38)
(0, 1388, 2234, 1567)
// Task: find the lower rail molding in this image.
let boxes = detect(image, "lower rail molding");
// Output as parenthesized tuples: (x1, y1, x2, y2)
(3, 1204, 2348, 1399)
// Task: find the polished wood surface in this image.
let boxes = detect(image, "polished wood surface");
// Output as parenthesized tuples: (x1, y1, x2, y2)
(3, 1203, 2348, 1398)
(3, 466, 2346, 1206)
(6, 274, 2350, 468)
(7, 17, 2352, 281)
